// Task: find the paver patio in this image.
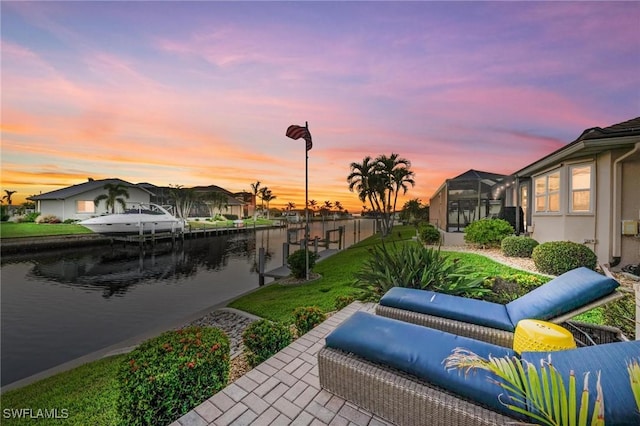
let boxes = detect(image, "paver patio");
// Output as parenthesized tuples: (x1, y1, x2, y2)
(171, 302, 394, 426)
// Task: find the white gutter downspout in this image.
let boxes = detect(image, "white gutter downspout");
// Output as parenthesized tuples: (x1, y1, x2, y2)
(611, 142, 640, 263)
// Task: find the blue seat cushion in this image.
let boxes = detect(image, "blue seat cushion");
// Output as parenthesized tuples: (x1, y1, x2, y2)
(506, 267, 619, 325)
(521, 340, 640, 425)
(325, 311, 523, 418)
(379, 287, 515, 331)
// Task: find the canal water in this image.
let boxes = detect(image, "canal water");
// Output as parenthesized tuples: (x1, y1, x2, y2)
(0, 219, 375, 387)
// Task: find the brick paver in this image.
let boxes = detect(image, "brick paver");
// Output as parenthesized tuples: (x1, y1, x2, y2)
(172, 302, 383, 426)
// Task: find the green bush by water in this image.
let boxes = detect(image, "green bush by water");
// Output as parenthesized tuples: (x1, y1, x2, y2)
(293, 306, 326, 336)
(287, 249, 320, 278)
(242, 319, 293, 367)
(117, 326, 229, 426)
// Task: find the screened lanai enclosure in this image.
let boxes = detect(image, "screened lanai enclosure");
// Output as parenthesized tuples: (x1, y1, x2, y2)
(429, 169, 512, 232)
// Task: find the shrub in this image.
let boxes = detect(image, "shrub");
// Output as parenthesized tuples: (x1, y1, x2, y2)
(287, 249, 320, 279)
(354, 241, 489, 301)
(23, 212, 41, 223)
(242, 319, 293, 367)
(501, 236, 539, 257)
(464, 218, 514, 248)
(117, 326, 229, 426)
(532, 241, 597, 275)
(335, 295, 355, 311)
(293, 306, 326, 336)
(223, 214, 238, 220)
(419, 224, 441, 245)
(35, 214, 61, 224)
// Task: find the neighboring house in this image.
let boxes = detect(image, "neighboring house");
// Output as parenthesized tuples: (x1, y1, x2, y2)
(28, 178, 153, 222)
(508, 116, 640, 268)
(429, 169, 508, 245)
(190, 185, 245, 219)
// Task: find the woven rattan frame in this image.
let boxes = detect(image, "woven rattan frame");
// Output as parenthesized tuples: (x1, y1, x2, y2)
(375, 305, 516, 347)
(318, 347, 519, 426)
(375, 305, 627, 348)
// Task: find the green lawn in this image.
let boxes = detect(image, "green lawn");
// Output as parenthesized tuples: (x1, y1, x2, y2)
(0, 355, 125, 426)
(0, 222, 95, 238)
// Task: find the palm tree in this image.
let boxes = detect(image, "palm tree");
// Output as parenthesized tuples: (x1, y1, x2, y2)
(250, 181, 261, 220)
(347, 156, 377, 212)
(307, 199, 318, 217)
(286, 202, 296, 212)
(2, 190, 17, 205)
(401, 198, 423, 225)
(348, 154, 414, 235)
(390, 163, 415, 228)
(334, 201, 344, 213)
(260, 189, 276, 219)
(322, 200, 333, 217)
(94, 183, 130, 213)
(258, 186, 270, 217)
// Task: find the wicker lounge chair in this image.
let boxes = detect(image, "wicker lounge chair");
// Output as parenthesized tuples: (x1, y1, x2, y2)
(376, 266, 624, 347)
(318, 311, 637, 426)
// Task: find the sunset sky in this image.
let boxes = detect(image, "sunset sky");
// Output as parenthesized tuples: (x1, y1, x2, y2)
(2, 1, 639, 212)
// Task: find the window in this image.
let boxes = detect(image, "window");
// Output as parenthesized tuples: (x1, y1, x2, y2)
(570, 164, 593, 212)
(534, 170, 560, 213)
(76, 200, 95, 214)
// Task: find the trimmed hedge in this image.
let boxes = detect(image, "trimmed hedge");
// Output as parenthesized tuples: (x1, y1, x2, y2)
(532, 241, 598, 275)
(501, 236, 539, 257)
(242, 319, 293, 367)
(293, 306, 326, 336)
(118, 326, 229, 426)
(464, 218, 514, 248)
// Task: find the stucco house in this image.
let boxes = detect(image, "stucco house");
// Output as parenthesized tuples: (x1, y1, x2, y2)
(28, 178, 153, 222)
(507, 116, 640, 269)
(429, 116, 640, 268)
(28, 179, 249, 222)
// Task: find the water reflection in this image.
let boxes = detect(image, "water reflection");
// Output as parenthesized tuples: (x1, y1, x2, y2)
(25, 233, 276, 298)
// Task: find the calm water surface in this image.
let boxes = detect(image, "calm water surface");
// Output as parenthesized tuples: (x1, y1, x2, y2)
(1, 220, 374, 386)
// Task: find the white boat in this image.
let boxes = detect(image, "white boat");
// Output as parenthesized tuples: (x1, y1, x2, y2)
(79, 203, 185, 235)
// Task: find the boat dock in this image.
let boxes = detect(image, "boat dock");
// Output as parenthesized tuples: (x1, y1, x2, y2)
(108, 222, 282, 245)
(261, 248, 339, 279)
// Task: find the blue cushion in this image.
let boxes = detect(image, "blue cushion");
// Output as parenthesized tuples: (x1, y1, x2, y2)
(521, 340, 640, 425)
(379, 287, 515, 331)
(506, 267, 619, 325)
(325, 312, 523, 418)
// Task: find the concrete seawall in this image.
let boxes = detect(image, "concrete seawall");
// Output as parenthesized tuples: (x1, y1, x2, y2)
(1, 234, 112, 255)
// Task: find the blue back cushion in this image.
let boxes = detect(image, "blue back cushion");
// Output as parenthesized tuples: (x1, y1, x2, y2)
(521, 340, 640, 425)
(506, 267, 619, 325)
(325, 311, 524, 419)
(379, 287, 515, 331)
